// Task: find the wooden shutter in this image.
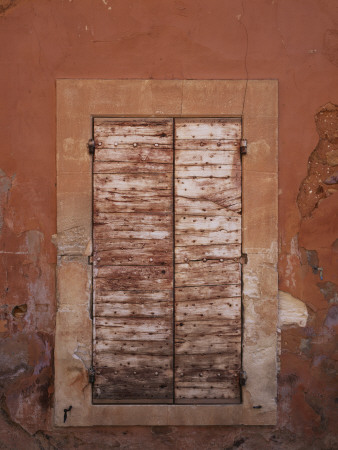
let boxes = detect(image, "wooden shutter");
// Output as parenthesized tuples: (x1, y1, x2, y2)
(174, 118, 242, 403)
(92, 119, 174, 403)
(92, 117, 242, 404)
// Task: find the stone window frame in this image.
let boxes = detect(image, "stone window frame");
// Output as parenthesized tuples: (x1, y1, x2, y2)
(55, 79, 278, 426)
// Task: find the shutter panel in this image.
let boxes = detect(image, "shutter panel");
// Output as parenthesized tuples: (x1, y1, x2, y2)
(93, 119, 174, 403)
(174, 118, 242, 403)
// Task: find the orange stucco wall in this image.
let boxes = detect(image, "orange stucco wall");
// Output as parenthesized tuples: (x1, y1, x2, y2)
(0, 0, 337, 448)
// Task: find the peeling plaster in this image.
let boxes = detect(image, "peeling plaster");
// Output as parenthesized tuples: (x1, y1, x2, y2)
(73, 343, 91, 370)
(278, 291, 308, 328)
(284, 235, 300, 289)
(297, 103, 338, 218)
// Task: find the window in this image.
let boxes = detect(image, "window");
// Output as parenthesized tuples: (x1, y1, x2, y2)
(92, 118, 242, 404)
(55, 80, 278, 425)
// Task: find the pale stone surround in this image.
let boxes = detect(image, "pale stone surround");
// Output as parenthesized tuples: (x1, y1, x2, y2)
(55, 80, 278, 426)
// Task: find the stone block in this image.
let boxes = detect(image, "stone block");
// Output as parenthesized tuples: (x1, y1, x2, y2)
(244, 80, 278, 118)
(243, 115, 278, 173)
(182, 80, 246, 116)
(242, 171, 278, 253)
(57, 256, 91, 308)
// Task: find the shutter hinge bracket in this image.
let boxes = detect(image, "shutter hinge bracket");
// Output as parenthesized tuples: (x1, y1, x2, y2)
(88, 255, 93, 265)
(239, 370, 247, 386)
(240, 253, 248, 265)
(88, 366, 96, 384)
(88, 138, 95, 155)
(240, 139, 247, 155)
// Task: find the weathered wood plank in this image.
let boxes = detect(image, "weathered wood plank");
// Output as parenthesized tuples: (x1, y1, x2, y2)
(175, 164, 241, 178)
(94, 239, 172, 266)
(175, 284, 241, 301)
(94, 173, 172, 192)
(175, 215, 241, 232)
(94, 212, 172, 227)
(175, 196, 241, 216)
(175, 386, 239, 402)
(94, 213, 173, 241)
(94, 118, 173, 145)
(175, 296, 241, 321)
(95, 339, 172, 355)
(174, 353, 241, 371)
(95, 146, 173, 163)
(95, 318, 172, 341)
(94, 161, 173, 174)
(175, 243, 241, 263)
(94, 266, 173, 290)
(94, 365, 173, 402)
(175, 118, 241, 140)
(175, 140, 240, 152)
(176, 189, 241, 214)
(175, 215, 241, 246)
(175, 149, 239, 164)
(174, 318, 241, 335)
(175, 336, 241, 355)
(94, 238, 172, 253)
(95, 299, 173, 318)
(95, 289, 172, 304)
(94, 194, 172, 214)
(175, 260, 241, 287)
(175, 230, 240, 246)
(176, 177, 241, 196)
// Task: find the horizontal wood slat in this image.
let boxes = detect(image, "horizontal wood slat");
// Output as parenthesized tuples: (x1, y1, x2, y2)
(95, 146, 173, 163)
(174, 140, 240, 151)
(94, 161, 173, 174)
(95, 118, 173, 145)
(175, 118, 241, 140)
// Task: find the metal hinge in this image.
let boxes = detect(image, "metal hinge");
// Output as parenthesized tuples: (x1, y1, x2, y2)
(88, 255, 93, 265)
(240, 253, 248, 265)
(240, 139, 247, 155)
(239, 370, 247, 386)
(88, 138, 95, 155)
(88, 366, 96, 384)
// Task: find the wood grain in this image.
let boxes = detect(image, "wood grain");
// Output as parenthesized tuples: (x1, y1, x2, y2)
(93, 119, 174, 403)
(94, 118, 173, 145)
(175, 118, 241, 140)
(174, 118, 242, 403)
(93, 117, 242, 404)
(94, 161, 173, 174)
(95, 146, 173, 163)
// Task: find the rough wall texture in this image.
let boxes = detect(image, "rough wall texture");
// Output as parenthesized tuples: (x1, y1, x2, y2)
(0, 0, 337, 448)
